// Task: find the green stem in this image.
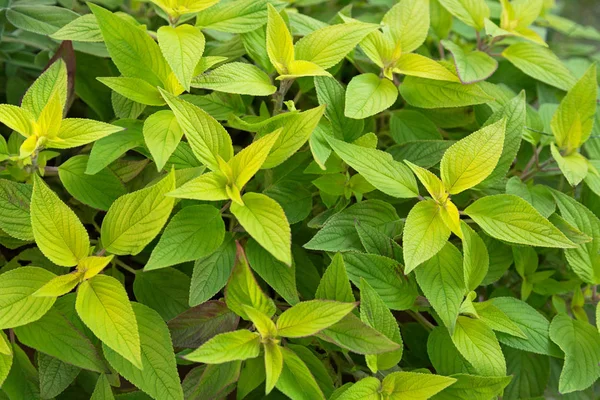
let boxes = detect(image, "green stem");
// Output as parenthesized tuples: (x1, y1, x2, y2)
(114, 258, 137, 275)
(407, 310, 435, 331)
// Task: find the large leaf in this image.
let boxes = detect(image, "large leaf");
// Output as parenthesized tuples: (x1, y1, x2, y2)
(0, 267, 56, 329)
(403, 200, 450, 273)
(191, 62, 276, 96)
(231, 193, 291, 266)
(345, 73, 398, 119)
(31, 174, 89, 267)
(103, 303, 184, 400)
(464, 194, 576, 248)
(76, 275, 142, 369)
(158, 24, 205, 91)
(101, 170, 175, 255)
(276, 300, 356, 338)
(0, 179, 33, 240)
(145, 205, 225, 271)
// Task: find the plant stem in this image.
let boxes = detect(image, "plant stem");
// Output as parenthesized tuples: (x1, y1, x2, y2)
(407, 310, 435, 331)
(273, 79, 294, 115)
(114, 258, 137, 274)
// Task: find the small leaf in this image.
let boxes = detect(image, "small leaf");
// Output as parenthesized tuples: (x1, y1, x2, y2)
(266, 4, 294, 75)
(143, 110, 183, 171)
(158, 24, 205, 91)
(191, 62, 277, 96)
(276, 300, 356, 338)
(344, 73, 398, 119)
(185, 330, 261, 364)
(381, 371, 456, 399)
(451, 316, 506, 376)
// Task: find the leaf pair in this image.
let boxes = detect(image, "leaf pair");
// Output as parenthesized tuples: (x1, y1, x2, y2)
(485, 0, 547, 46)
(0, 60, 122, 159)
(188, 249, 355, 394)
(91, 4, 206, 103)
(403, 118, 506, 272)
(266, 4, 378, 80)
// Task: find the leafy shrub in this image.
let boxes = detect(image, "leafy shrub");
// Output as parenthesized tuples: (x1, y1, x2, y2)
(0, 0, 599, 398)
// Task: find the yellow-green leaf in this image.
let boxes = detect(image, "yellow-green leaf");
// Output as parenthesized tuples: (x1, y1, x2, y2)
(31, 174, 90, 267)
(383, 0, 430, 54)
(345, 73, 398, 119)
(440, 118, 506, 194)
(101, 170, 175, 255)
(231, 193, 291, 265)
(76, 274, 142, 369)
(33, 272, 82, 297)
(157, 24, 205, 91)
(229, 129, 281, 189)
(403, 200, 451, 274)
(186, 330, 261, 364)
(395, 53, 460, 82)
(276, 300, 356, 338)
(266, 4, 294, 75)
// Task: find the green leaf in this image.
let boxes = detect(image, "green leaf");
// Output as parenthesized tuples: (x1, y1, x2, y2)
(260, 105, 325, 169)
(399, 77, 493, 108)
(464, 194, 576, 248)
(452, 316, 506, 376)
(230, 129, 281, 189)
(551, 143, 589, 186)
(50, 118, 124, 149)
(264, 341, 283, 394)
(327, 138, 418, 198)
(276, 300, 356, 338)
(344, 73, 398, 119)
(441, 40, 497, 84)
(415, 243, 464, 334)
(0, 105, 34, 137)
(225, 244, 276, 319)
(5, 5, 78, 35)
(428, 327, 475, 376)
(343, 252, 418, 310)
(295, 22, 379, 70)
(0, 267, 55, 329)
(502, 42, 576, 91)
(315, 253, 355, 302)
(90, 375, 115, 400)
(335, 377, 380, 400)
(143, 110, 183, 171)
(50, 13, 103, 42)
(38, 353, 80, 399)
(195, 0, 276, 33)
(505, 176, 555, 218)
(101, 170, 175, 255)
(245, 239, 299, 306)
(76, 274, 142, 369)
(437, 0, 489, 30)
(360, 278, 403, 372)
(551, 189, 600, 284)
(58, 155, 127, 211)
(395, 53, 460, 82)
(0, 179, 33, 240)
(185, 329, 261, 364)
(549, 314, 600, 393)
(503, 347, 549, 400)
(90, 4, 169, 87)
(460, 222, 489, 291)
(403, 200, 451, 274)
(440, 118, 506, 194)
(158, 24, 205, 91)
(276, 347, 325, 400)
(145, 205, 225, 271)
(86, 119, 145, 175)
(103, 303, 184, 400)
(431, 374, 512, 400)
(2, 343, 39, 399)
(189, 234, 237, 306)
(480, 92, 527, 186)
(22, 60, 67, 120)
(383, 0, 430, 53)
(381, 371, 456, 399)
(551, 63, 597, 151)
(489, 297, 561, 357)
(266, 4, 294, 75)
(97, 76, 165, 106)
(314, 76, 364, 142)
(320, 313, 403, 355)
(160, 89, 233, 171)
(31, 174, 90, 267)
(231, 192, 291, 266)
(14, 305, 108, 373)
(243, 305, 277, 339)
(192, 62, 276, 96)
(133, 268, 190, 321)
